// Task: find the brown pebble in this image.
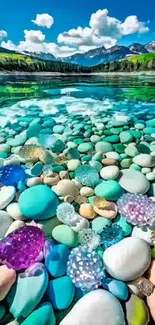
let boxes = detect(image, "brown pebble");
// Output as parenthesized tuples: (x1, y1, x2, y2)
(59, 171, 69, 180)
(102, 158, 117, 165)
(79, 203, 97, 220)
(44, 173, 60, 186)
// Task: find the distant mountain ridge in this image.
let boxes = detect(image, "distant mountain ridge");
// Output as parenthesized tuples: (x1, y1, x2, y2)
(0, 41, 155, 67)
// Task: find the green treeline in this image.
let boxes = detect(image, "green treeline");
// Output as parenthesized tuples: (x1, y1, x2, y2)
(91, 57, 155, 72)
(0, 53, 91, 73)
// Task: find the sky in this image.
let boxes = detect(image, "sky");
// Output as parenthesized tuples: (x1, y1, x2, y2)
(0, 0, 155, 57)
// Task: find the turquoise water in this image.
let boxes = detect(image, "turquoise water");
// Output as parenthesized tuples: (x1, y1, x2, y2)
(0, 75, 155, 125)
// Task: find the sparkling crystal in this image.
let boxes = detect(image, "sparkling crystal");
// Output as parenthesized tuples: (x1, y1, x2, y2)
(67, 246, 105, 291)
(78, 229, 100, 250)
(0, 226, 45, 271)
(100, 224, 123, 249)
(75, 165, 100, 187)
(117, 193, 155, 226)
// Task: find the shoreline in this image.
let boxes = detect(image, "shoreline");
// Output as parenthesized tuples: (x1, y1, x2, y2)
(0, 71, 155, 76)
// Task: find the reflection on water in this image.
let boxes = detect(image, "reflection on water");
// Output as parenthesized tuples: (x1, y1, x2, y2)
(0, 75, 155, 127)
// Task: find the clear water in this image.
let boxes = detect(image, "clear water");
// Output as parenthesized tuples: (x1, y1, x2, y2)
(0, 75, 155, 125)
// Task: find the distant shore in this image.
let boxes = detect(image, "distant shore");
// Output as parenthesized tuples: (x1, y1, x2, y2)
(0, 71, 155, 76)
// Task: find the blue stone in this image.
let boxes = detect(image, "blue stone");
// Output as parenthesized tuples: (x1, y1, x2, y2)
(102, 278, 128, 301)
(45, 244, 70, 277)
(31, 162, 43, 176)
(47, 276, 75, 310)
(75, 165, 100, 187)
(0, 165, 26, 187)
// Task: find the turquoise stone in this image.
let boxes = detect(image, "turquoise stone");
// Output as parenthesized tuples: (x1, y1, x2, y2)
(47, 276, 75, 310)
(45, 244, 70, 277)
(21, 302, 56, 325)
(7, 264, 48, 318)
(19, 185, 59, 220)
(95, 180, 124, 201)
(102, 278, 128, 301)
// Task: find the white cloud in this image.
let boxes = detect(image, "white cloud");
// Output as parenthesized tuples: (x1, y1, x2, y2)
(121, 16, 149, 35)
(0, 9, 149, 57)
(32, 13, 54, 29)
(1, 39, 77, 58)
(24, 30, 45, 43)
(58, 9, 149, 50)
(0, 30, 7, 41)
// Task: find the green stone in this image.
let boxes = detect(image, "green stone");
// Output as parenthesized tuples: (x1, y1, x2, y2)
(95, 180, 124, 201)
(0, 304, 5, 319)
(146, 119, 155, 127)
(95, 141, 113, 153)
(78, 142, 93, 153)
(92, 217, 112, 234)
(21, 303, 56, 325)
(52, 225, 78, 247)
(113, 143, 125, 153)
(129, 130, 141, 139)
(120, 131, 133, 144)
(120, 158, 132, 168)
(110, 127, 123, 135)
(129, 164, 142, 172)
(89, 160, 102, 172)
(114, 216, 132, 236)
(103, 135, 119, 143)
(144, 127, 155, 135)
(125, 146, 139, 157)
(81, 155, 92, 162)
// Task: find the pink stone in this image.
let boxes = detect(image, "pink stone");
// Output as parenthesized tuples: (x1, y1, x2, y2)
(0, 265, 16, 300)
(147, 261, 155, 320)
(0, 226, 45, 271)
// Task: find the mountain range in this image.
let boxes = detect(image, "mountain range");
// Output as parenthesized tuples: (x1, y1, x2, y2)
(0, 41, 155, 67)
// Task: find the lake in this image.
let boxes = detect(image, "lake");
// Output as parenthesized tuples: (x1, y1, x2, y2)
(0, 75, 155, 325)
(0, 75, 155, 126)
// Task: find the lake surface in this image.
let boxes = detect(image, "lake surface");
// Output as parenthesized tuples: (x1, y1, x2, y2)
(0, 75, 155, 126)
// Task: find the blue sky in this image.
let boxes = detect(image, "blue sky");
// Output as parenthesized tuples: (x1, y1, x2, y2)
(0, 0, 155, 57)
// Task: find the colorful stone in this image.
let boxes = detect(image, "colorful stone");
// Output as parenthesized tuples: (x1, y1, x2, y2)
(0, 165, 26, 187)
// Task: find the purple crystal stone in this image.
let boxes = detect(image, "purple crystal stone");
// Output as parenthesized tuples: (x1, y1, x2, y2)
(117, 193, 155, 226)
(0, 226, 45, 271)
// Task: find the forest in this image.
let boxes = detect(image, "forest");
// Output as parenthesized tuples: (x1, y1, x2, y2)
(0, 52, 155, 73)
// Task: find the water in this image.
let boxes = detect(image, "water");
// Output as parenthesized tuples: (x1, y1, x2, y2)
(0, 75, 155, 126)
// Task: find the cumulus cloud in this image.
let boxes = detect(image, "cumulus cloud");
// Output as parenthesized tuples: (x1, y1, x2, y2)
(32, 13, 54, 29)
(121, 15, 149, 35)
(1, 39, 77, 57)
(58, 9, 149, 50)
(0, 9, 149, 57)
(0, 30, 7, 41)
(24, 30, 45, 43)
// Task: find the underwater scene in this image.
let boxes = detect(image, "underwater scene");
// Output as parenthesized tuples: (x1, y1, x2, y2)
(1, 75, 155, 325)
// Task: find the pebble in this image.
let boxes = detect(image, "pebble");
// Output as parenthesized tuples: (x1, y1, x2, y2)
(95, 180, 124, 201)
(119, 169, 150, 194)
(132, 226, 154, 245)
(20, 303, 56, 325)
(67, 159, 80, 171)
(102, 278, 128, 301)
(94, 201, 117, 219)
(114, 216, 132, 236)
(53, 180, 79, 197)
(45, 244, 70, 277)
(47, 276, 75, 310)
(147, 261, 155, 320)
(79, 203, 97, 219)
(0, 210, 13, 237)
(0, 186, 16, 209)
(0, 265, 16, 301)
(7, 264, 48, 318)
(19, 185, 59, 220)
(95, 142, 113, 153)
(78, 143, 93, 153)
(104, 237, 151, 281)
(120, 131, 133, 144)
(43, 174, 60, 186)
(126, 294, 150, 325)
(5, 220, 25, 236)
(92, 217, 112, 234)
(80, 186, 94, 197)
(6, 202, 25, 221)
(133, 154, 155, 167)
(38, 217, 61, 237)
(60, 289, 125, 325)
(52, 225, 78, 247)
(102, 158, 117, 165)
(100, 165, 119, 180)
(26, 177, 42, 187)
